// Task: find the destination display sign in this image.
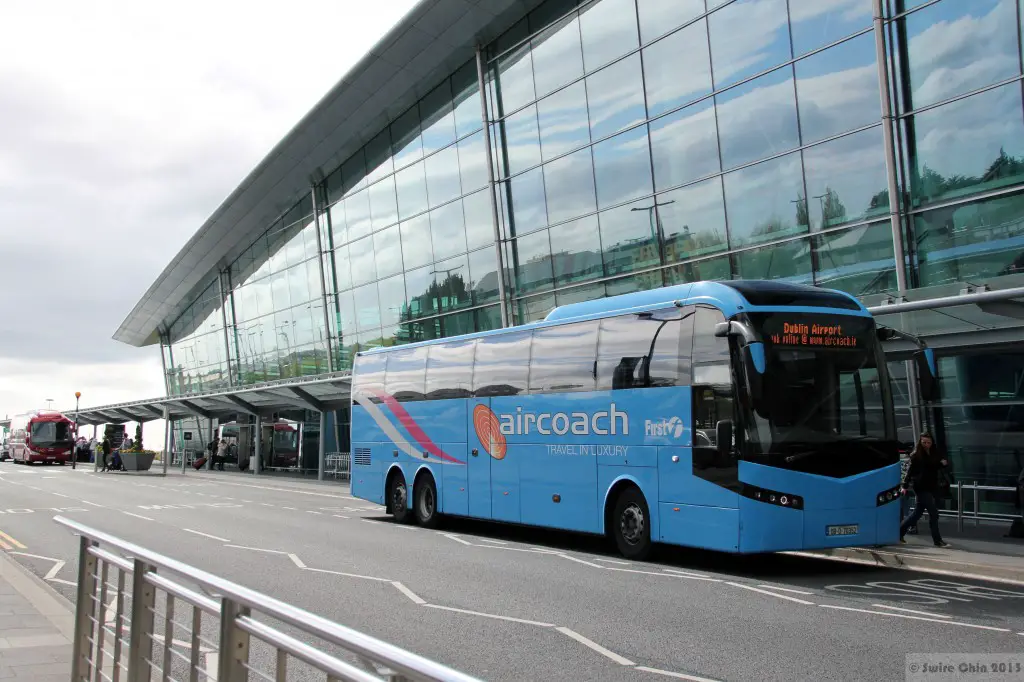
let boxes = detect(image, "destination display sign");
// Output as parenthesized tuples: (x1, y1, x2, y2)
(759, 315, 868, 350)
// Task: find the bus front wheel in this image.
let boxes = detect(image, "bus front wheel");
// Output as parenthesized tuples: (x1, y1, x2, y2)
(612, 487, 652, 560)
(413, 475, 439, 529)
(388, 473, 411, 524)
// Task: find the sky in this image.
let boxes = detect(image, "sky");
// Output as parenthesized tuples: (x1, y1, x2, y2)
(0, 0, 417, 446)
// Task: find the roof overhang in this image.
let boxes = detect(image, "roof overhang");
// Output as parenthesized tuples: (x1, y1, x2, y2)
(113, 0, 542, 347)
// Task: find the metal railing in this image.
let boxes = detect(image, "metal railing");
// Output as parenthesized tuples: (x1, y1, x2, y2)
(57, 516, 480, 682)
(324, 453, 350, 481)
(951, 482, 1023, 532)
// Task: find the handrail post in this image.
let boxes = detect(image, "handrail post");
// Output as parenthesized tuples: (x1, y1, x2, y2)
(973, 480, 980, 526)
(218, 598, 251, 682)
(71, 535, 98, 682)
(127, 559, 156, 682)
(956, 481, 963, 532)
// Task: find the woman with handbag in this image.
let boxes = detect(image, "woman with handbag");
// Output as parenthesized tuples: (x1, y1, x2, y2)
(899, 432, 951, 547)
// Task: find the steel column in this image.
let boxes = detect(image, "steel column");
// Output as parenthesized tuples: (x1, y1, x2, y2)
(70, 535, 97, 681)
(254, 415, 262, 476)
(318, 410, 327, 481)
(127, 559, 156, 682)
(475, 45, 510, 328)
(163, 408, 170, 476)
(218, 271, 236, 387)
(311, 186, 336, 373)
(159, 333, 171, 397)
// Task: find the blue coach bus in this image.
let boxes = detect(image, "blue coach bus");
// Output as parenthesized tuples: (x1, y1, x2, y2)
(350, 280, 934, 558)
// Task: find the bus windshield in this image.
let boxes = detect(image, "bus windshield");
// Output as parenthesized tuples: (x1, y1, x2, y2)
(273, 429, 298, 453)
(31, 421, 72, 446)
(738, 312, 898, 476)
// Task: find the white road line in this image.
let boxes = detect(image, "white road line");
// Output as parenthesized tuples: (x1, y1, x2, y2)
(556, 626, 635, 666)
(594, 558, 631, 566)
(555, 553, 605, 569)
(611, 568, 722, 582)
(282, 506, 297, 511)
(333, 515, 350, 519)
(10, 551, 61, 562)
(305, 511, 322, 515)
(123, 512, 154, 521)
(302, 567, 390, 582)
(391, 581, 427, 605)
(820, 605, 1011, 632)
(260, 503, 274, 507)
(477, 538, 508, 546)
(426, 604, 555, 628)
(872, 604, 952, 619)
(81, 500, 104, 507)
(635, 665, 722, 682)
(662, 568, 713, 579)
(288, 554, 306, 569)
(45, 561, 67, 580)
(726, 582, 815, 605)
(49, 578, 77, 586)
(756, 584, 814, 596)
(51, 492, 70, 498)
(225, 545, 288, 555)
(207, 480, 358, 500)
(183, 529, 230, 542)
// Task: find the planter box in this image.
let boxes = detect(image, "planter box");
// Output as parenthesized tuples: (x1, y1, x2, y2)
(121, 451, 155, 471)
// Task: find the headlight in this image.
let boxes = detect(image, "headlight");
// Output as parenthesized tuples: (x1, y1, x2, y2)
(743, 484, 802, 509)
(876, 484, 902, 506)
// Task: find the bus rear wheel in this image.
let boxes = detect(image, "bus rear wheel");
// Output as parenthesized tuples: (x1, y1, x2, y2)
(612, 487, 652, 560)
(413, 476, 439, 529)
(388, 473, 411, 523)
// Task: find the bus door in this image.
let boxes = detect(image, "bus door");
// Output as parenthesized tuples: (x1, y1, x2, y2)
(466, 397, 493, 519)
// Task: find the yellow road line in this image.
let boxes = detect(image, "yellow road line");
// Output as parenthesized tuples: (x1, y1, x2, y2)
(0, 529, 26, 550)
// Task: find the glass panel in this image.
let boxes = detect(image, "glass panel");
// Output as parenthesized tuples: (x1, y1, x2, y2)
(364, 130, 393, 185)
(349, 236, 377, 286)
(664, 254, 732, 284)
(600, 199, 662, 276)
(592, 125, 653, 209)
(907, 84, 1024, 207)
(335, 243, 354, 293)
(377, 274, 407, 329)
(288, 264, 308, 306)
(537, 81, 590, 161)
(556, 281, 606, 305)
(803, 127, 889, 231)
(789, 0, 873, 56)
(476, 305, 503, 332)
(586, 53, 646, 142)
(472, 331, 532, 396)
(506, 167, 548, 236)
(723, 152, 808, 246)
(390, 106, 423, 171)
(342, 149, 367, 196)
(636, 0, 706, 44)
(457, 131, 489, 194)
(420, 79, 456, 156)
(529, 321, 599, 393)
(579, 0, 639, 73)
(399, 213, 433, 272)
(394, 161, 428, 221)
(434, 254, 472, 312)
(271, 271, 290, 311)
(353, 282, 381, 332)
(344, 190, 372, 243)
(643, 19, 713, 118)
(373, 225, 404, 279)
(732, 237, 814, 283)
(795, 32, 879, 144)
(439, 310, 476, 338)
(649, 99, 719, 190)
(914, 192, 1024, 287)
(425, 144, 462, 208)
(513, 229, 553, 293)
(901, 0, 1020, 111)
(492, 43, 536, 116)
(531, 14, 585, 99)
(658, 178, 729, 263)
(708, 0, 791, 88)
(430, 201, 468, 262)
(498, 105, 542, 177)
(468, 247, 501, 305)
(405, 266, 437, 319)
(813, 222, 896, 296)
(338, 291, 357, 337)
(550, 215, 604, 285)
(463, 189, 496, 252)
(606, 272, 662, 296)
(368, 176, 399, 231)
(517, 292, 557, 323)
(328, 202, 347, 247)
(715, 67, 800, 169)
(543, 147, 597, 224)
(452, 60, 483, 138)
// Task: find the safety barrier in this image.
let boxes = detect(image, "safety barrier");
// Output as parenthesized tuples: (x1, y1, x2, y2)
(325, 452, 351, 481)
(951, 482, 1022, 532)
(57, 516, 480, 682)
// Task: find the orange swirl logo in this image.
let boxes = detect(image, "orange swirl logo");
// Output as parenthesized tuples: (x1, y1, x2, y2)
(473, 404, 507, 460)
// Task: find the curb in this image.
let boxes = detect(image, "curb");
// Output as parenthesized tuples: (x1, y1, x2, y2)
(789, 547, 1024, 586)
(0, 550, 75, 641)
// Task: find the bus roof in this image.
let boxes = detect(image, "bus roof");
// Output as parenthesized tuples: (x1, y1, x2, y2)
(358, 280, 868, 357)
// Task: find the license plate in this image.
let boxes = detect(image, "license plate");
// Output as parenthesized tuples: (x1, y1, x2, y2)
(826, 524, 859, 537)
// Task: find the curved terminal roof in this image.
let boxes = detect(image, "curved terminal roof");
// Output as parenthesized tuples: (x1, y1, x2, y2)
(113, 0, 543, 347)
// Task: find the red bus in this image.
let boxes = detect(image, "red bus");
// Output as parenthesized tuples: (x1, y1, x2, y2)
(8, 411, 75, 465)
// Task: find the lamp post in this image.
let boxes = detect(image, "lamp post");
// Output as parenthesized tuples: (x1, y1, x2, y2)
(73, 391, 81, 469)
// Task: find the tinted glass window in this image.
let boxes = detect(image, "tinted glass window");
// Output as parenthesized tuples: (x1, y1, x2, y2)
(384, 346, 427, 402)
(425, 340, 476, 399)
(529, 322, 599, 393)
(692, 306, 730, 385)
(352, 353, 387, 398)
(596, 308, 692, 389)
(473, 331, 532, 396)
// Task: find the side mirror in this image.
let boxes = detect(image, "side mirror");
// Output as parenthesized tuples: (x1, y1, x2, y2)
(716, 420, 733, 458)
(741, 342, 765, 403)
(914, 348, 940, 402)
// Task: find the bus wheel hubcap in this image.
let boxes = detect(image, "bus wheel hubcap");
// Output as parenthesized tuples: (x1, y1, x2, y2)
(419, 487, 434, 519)
(393, 482, 407, 511)
(621, 505, 645, 545)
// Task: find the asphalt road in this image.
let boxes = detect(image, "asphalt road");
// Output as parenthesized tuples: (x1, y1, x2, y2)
(1, 462, 1022, 682)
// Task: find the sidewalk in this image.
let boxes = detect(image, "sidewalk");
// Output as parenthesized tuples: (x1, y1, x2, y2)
(0, 551, 75, 681)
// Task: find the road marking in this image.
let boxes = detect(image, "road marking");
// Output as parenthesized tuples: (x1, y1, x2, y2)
(477, 538, 508, 546)
(756, 584, 814, 595)
(872, 604, 952, 618)
(635, 666, 721, 681)
(662, 568, 713, 579)
(207, 480, 358, 500)
(726, 582, 814, 605)
(443, 533, 473, 546)
(49, 578, 77, 586)
(594, 558, 631, 565)
(556, 626, 634, 665)
(0, 529, 26, 549)
(305, 511, 322, 515)
(820, 605, 1011, 632)
(427, 604, 555, 628)
(82, 500, 105, 507)
(183, 529, 230, 542)
(282, 507, 297, 511)
(302, 566, 390, 582)
(122, 512, 154, 521)
(611, 568, 722, 582)
(554, 553, 605, 569)
(51, 492, 70, 498)
(45, 560, 67, 581)
(225, 545, 288, 555)
(260, 503, 274, 507)
(333, 515, 350, 519)
(392, 581, 426, 605)
(288, 554, 306, 569)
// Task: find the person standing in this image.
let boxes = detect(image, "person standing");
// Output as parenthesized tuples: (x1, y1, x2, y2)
(101, 437, 112, 472)
(900, 432, 951, 547)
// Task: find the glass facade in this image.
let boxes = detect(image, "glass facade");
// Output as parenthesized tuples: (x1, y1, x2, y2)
(159, 0, 1024, 492)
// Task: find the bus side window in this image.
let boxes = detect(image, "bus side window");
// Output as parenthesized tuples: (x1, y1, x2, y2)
(384, 346, 427, 402)
(425, 340, 476, 400)
(472, 332, 532, 397)
(352, 353, 387, 400)
(595, 308, 692, 390)
(529, 322, 599, 394)
(648, 307, 693, 387)
(691, 307, 733, 454)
